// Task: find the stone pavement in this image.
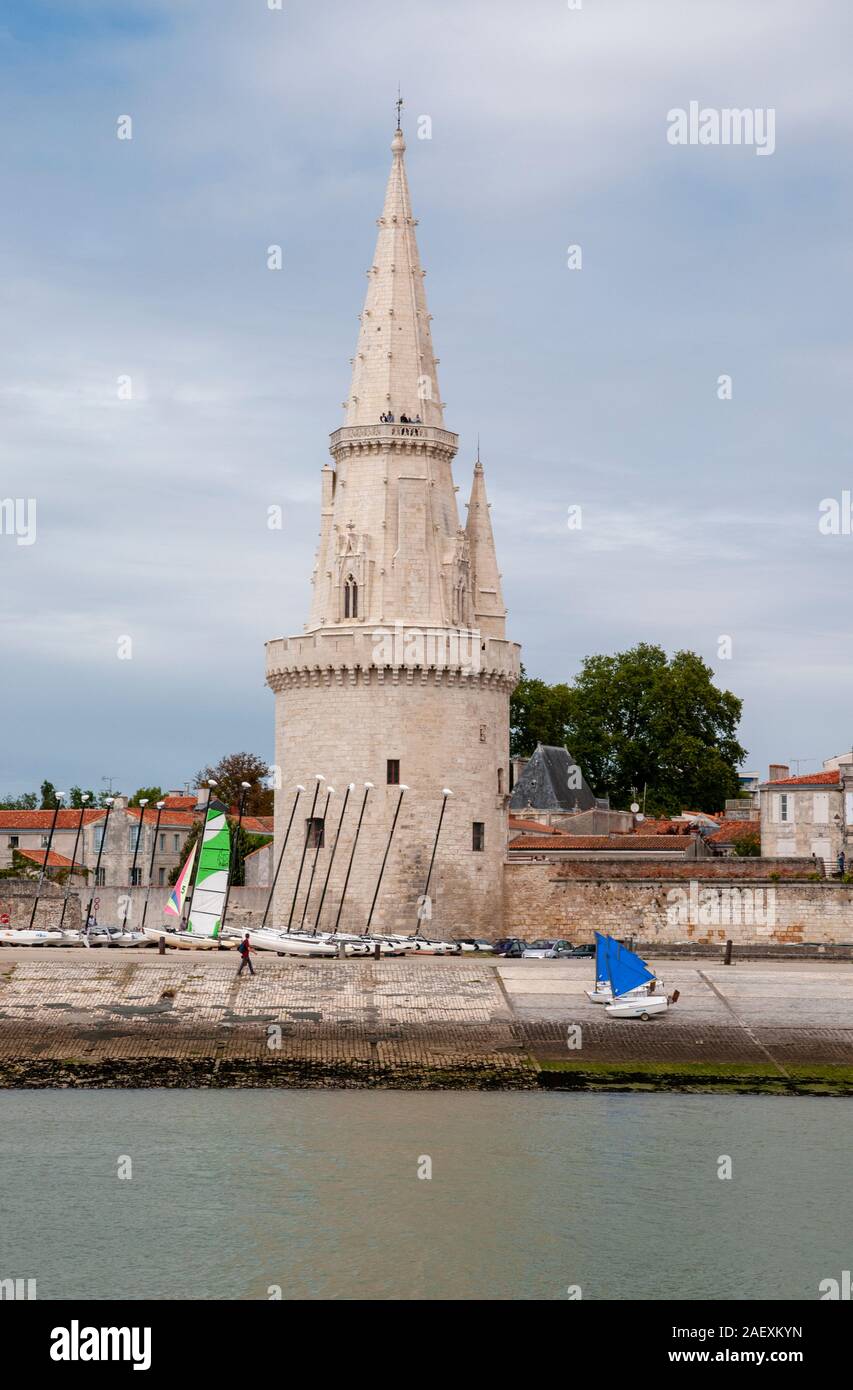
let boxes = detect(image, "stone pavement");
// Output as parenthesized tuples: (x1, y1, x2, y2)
(0, 952, 850, 1088)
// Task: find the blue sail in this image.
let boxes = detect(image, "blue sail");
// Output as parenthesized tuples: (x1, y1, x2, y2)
(608, 941, 655, 998)
(594, 932, 611, 984)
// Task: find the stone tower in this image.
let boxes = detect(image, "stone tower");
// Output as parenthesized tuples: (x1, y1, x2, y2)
(265, 120, 520, 937)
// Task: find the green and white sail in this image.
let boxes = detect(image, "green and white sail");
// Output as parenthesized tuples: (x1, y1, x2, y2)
(187, 806, 231, 937)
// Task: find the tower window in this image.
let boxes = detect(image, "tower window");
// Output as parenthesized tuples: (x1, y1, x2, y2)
(306, 818, 325, 849)
(497, 768, 504, 795)
(344, 574, 358, 619)
(387, 759, 400, 785)
(472, 822, 485, 852)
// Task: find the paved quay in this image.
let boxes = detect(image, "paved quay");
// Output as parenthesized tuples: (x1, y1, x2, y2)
(0, 951, 851, 1092)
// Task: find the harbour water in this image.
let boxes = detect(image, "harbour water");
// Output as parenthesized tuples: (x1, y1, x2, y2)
(1, 1091, 849, 1300)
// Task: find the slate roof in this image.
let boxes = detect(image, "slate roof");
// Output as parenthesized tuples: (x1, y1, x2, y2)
(509, 745, 597, 813)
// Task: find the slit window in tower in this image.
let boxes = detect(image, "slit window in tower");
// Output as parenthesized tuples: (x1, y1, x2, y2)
(344, 575, 358, 619)
(497, 768, 504, 795)
(472, 822, 485, 852)
(387, 759, 400, 785)
(306, 818, 325, 849)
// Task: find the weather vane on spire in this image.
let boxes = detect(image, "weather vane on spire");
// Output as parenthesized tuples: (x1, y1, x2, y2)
(396, 86, 403, 131)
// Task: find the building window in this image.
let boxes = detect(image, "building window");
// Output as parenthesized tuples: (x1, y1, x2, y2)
(497, 768, 504, 795)
(41, 835, 50, 848)
(129, 827, 142, 853)
(307, 818, 325, 849)
(344, 574, 358, 619)
(158, 868, 165, 886)
(159, 833, 166, 851)
(779, 794, 792, 823)
(387, 759, 400, 785)
(95, 868, 106, 887)
(173, 834, 180, 852)
(130, 867, 142, 886)
(472, 821, 485, 852)
(93, 826, 104, 852)
(479, 724, 487, 743)
(8, 835, 18, 848)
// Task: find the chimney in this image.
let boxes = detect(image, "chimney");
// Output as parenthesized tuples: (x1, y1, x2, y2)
(768, 764, 790, 783)
(510, 756, 529, 793)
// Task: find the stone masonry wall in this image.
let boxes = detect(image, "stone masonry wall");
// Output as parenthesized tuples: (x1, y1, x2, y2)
(1, 884, 81, 931)
(504, 860, 853, 945)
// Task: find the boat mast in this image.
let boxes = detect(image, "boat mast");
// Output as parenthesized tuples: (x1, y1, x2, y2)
(139, 800, 165, 934)
(286, 774, 324, 930)
(312, 783, 353, 934)
(416, 788, 452, 936)
(260, 785, 303, 928)
(82, 797, 114, 930)
(332, 782, 372, 935)
(59, 793, 88, 930)
(299, 786, 334, 930)
(28, 790, 65, 931)
(122, 798, 148, 931)
(366, 785, 408, 935)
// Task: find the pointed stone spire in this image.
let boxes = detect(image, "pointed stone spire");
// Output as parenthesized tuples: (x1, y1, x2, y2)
(465, 454, 506, 639)
(345, 123, 443, 428)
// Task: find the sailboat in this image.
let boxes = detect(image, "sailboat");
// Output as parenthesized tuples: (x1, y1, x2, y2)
(586, 933, 665, 1005)
(143, 807, 237, 949)
(604, 939, 671, 1020)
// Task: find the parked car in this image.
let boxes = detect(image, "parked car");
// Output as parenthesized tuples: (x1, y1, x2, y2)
(493, 938, 528, 958)
(521, 939, 575, 959)
(566, 943, 595, 959)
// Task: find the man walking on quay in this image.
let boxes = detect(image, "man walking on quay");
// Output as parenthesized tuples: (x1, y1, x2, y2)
(237, 933, 255, 977)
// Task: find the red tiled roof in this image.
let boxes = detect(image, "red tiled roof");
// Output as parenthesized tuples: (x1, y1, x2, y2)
(15, 848, 85, 870)
(509, 834, 698, 852)
(127, 807, 196, 825)
(163, 795, 196, 809)
(707, 819, 759, 844)
(623, 819, 695, 836)
(0, 810, 106, 829)
(764, 771, 840, 786)
(508, 817, 561, 836)
(242, 816, 274, 835)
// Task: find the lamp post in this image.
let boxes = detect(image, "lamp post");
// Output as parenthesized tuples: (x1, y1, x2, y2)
(83, 797, 114, 932)
(140, 800, 166, 933)
(220, 781, 251, 941)
(416, 788, 452, 934)
(261, 785, 304, 928)
(59, 794, 89, 930)
(287, 774, 324, 930)
(333, 782, 373, 935)
(28, 791, 65, 930)
(122, 798, 148, 930)
(313, 783, 353, 934)
(366, 785, 408, 934)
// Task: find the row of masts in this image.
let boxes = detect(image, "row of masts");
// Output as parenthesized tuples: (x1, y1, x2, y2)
(24, 779, 453, 940)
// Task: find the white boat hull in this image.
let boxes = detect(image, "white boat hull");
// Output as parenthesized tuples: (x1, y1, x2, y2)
(586, 981, 665, 1004)
(246, 930, 339, 957)
(605, 994, 669, 1020)
(142, 926, 234, 950)
(0, 929, 65, 946)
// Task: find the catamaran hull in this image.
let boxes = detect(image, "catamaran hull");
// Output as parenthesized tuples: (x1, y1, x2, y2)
(0, 930, 65, 946)
(586, 983, 665, 1005)
(605, 995, 669, 1020)
(142, 927, 234, 950)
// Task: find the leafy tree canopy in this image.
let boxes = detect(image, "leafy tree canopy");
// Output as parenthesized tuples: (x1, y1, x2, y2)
(194, 752, 273, 815)
(510, 644, 746, 817)
(129, 786, 164, 807)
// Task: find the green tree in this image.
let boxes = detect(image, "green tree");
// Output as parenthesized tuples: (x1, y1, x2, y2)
(166, 819, 271, 887)
(511, 644, 746, 816)
(194, 752, 273, 815)
(68, 787, 98, 808)
(0, 792, 38, 809)
(39, 780, 59, 809)
(129, 786, 164, 807)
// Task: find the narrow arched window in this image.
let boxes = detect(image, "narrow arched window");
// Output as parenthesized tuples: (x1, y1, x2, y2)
(344, 574, 358, 619)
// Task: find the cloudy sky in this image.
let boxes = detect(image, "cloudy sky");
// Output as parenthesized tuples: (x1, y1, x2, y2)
(1, 0, 852, 798)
